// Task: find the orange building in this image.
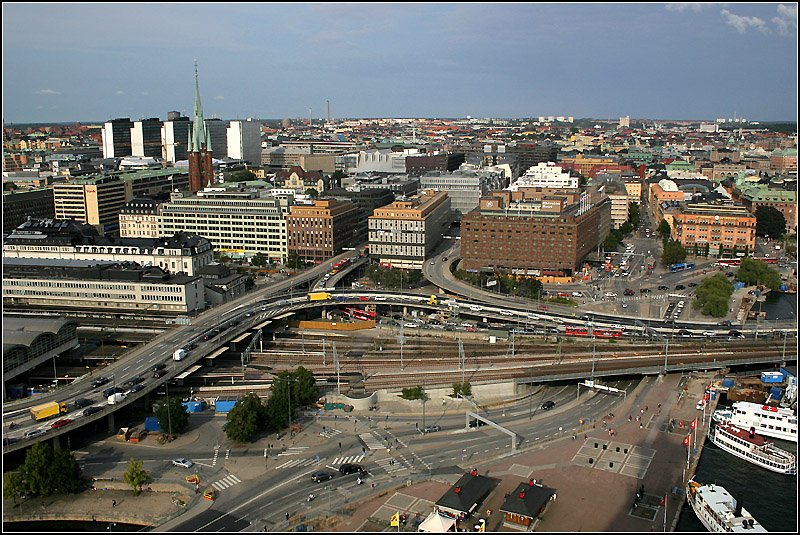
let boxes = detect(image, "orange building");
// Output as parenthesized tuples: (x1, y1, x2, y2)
(671, 203, 756, 256)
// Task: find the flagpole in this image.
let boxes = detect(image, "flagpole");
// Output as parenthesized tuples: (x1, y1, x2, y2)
(664, 493, 667, 532)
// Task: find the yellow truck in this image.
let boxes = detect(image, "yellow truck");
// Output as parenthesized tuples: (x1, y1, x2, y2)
(30, 401, 68, 421)
(307, 291, 332, 301)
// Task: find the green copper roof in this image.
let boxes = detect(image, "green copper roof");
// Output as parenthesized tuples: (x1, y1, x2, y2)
(191, 62, 206, 152)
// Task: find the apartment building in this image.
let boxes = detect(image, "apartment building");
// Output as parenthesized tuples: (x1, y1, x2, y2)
(671, 203, 756, 256)
(509, 162, 578, 190)
(460, 190, 611, 276)
(158, 189, 290, 262)
(770, 148, 797, 175)
(732, 184, 797, 234)
(3, 218, 214, 276)
(3, 187, 55, 232)
(368, 189, 451, 269)
(286, 199, 363, 264)
(118, 198, 161, 238)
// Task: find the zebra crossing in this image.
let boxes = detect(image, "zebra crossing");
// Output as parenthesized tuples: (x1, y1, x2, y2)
(212, 448, 219, 467)
(211, 474, 241, 491)
(277, 446, 309, 456)
(273, 457, 323, 470)
(319, 427, 343, 439)
(330, 454, 364, 466)
(374, 454, 413, 475)
(359, 432, 386, 451)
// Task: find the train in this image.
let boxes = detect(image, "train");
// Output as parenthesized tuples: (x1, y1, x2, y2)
(565, 326, 623, 338)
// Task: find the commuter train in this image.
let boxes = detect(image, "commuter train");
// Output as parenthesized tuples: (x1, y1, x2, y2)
(565, 326, 623, 338)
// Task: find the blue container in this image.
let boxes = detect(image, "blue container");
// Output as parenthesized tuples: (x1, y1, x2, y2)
(710, 391, 717, 400)
(761, 372, 784, 384)
(181, 401, 205, 413)
(144, 416, 161, 432)
(722, 378, 735, 388)
(215, 399, 238, 413)
(769, 386, 783, 400)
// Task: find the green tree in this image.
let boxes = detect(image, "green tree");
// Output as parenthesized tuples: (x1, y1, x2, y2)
(3, 471, 27, 506)
(661, 240, 687, 265)
(693, 274, 734, 317)
(50, 448, 86, 494)
(657, 220, 672, 242)
(452, 382, 472, 397)
(250, 253, 268, 267)
(285, 251, 304, 269)
(122, 458, 151, 496)
(619, 221, 634, 235)
(628, 202, 641, 228)
(330, 170, 347, 188)
(22, 442, 56, 496)
(305, 188, 319, 198)
(244, 275, 255, 290)
(227, 169, 257, 182)
(754, 206, 786, 240)
(401, 386, 426, 400)
(155, 396, 190, 436)
(291, 367, 320, 407)
(225, 392, 268, 442)
(736, 257, 782, 290)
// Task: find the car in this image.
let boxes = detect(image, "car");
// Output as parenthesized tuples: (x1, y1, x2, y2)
(102, 386, 125, 398)
(702, 331, 717, 337)
(717, 320, 733, 327)
(82, 406, 103, 417)
(151, 363, 167, 373)
(468, 419, 486, 428)
(358, 296, 369, 301)
(311, 470, 335, 482)
(476, 321, 489, 329)
(728, 330, 744, 338)
(541, 400, 556, 410)
(24, 428, 48, 439)
(675, 284, 686, 290)
(430, 260, 435, 265)
(687, 282, 697, 287)
(51, 418, 73, 429)
(403, 322, 420, 328)
(640, 288, 651, 294)
(339, 463, 364, 475)
(443, 257, 448, 261)
(658, 285, 669, 291)
(422, 425, 441, 433)
(107, 392, 127, 405)
(621, 303, 628, 308)
(122, 376, 144, 389)
(73, 398, 94, 409)
(128, 384, 145, 393)
(172, 458, 194, 469)
(604, 292, 617, 298)
(90, 376, 110, 389)
(153, 370, 166, 378)
(623, 289, 635, 296)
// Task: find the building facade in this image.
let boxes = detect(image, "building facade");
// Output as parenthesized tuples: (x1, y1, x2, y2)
(162, 116, 191, 163)
(368, 189, 451, 269)
(509, 162, 578, 190)
(130, 118, 163, 158)
(286, 199, 363, 264)
(227, 120, 261, 165)
(405, 152, 465, 176)
(101, 117, 134, 158)
(671, 203, 757, 256)
(118, 198, 161, 238)
(419, 167, 504, 221)
(52, 175, 132, 234)
(3, 187, 55, 233)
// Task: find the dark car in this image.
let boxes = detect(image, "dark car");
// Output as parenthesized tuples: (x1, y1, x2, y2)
(718, 320, 733, 326)
(623, 289, 635, 296)
(128, 384, 145, 393)
(90, 376, 110, 389)
(102, 386, 125, 398)
(541, 400, 556, 410)
(468, 419, 486, 428)
(152, 370, 166, 378)
(422, 425, 441, 433)
(73, 398, 94, 409)
(151, 363, 167, 373)
(675, 284, 686, 290)
(687, 282, 697, 287)
(658, 285, 669, 291)
(639, 288, 651, 294)
(82, 406, 103, 417)
(339, 463, 364, 476)
(122, 377, 144, 389)
(311, 471, 335, 482)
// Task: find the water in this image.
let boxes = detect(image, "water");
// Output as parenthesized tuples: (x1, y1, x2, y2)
(759, 292, 797, 322)
(675, 417, 798, 532)
(3, 520, 145, 532)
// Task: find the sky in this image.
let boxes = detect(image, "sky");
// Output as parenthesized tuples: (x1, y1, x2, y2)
(2, 2, 798, 124)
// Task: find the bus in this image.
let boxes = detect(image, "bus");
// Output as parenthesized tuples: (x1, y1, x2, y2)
(669, 262, 695, 273)
(342, 307, 378, 321)
(565, 326, 623, 338)
(715, 259, 741, 267)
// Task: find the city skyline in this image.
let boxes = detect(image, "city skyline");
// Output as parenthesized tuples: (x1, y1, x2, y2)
(2, 2, 798, 124)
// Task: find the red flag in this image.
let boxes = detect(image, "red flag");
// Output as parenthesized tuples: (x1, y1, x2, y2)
(659, 494, 667, 507)
(683, 434, 690, 447)
(690, 418, 697, 430)
(679, 420, 684, 428)
(704, 392, 710, 401)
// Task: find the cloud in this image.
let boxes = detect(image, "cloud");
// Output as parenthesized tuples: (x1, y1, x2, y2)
(34, 89, 60, 95)
(215, 95, 225, 100)
(140, 91, 149, 96)
(772, 4, 797, 36)
(116, 90, 125, 95)
(721, 9, 769, 34)
(665, 4, 708, 13)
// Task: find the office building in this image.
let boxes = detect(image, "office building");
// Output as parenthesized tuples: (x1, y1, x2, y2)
(509, 162, 578, 190)
(204, 118, 228, 159)
(671, 203, 757, 256)
(162, 116, 192, 163)
(286, 199, 363, 264)
(131, 118, 163, 158)
(405, 152, 465, 176)
(3, 188, 55, 233)
(101, 117, 134, 158)
(368, 189, 451, 270)
(419, 166, 504, 221)
(52, 175, 132, 234)
(227, 120, 261, 165)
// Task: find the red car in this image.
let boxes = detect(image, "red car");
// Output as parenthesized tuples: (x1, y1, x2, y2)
(358, 296, 369, 301)
(51, 418, 73, 429)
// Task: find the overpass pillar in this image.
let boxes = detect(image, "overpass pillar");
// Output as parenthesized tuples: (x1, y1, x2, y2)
(107, 412, 116, 434)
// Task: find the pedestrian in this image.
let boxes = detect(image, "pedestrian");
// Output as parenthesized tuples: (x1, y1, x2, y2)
(628, 415, 632, 422)
(584, 434, 587, 440)
(572, 433, 576, 440)
(112, 499, 117, 508)
(338, 441, 342, 450)
(640, 422, 643, 429)
(645, 406, 648, 412)
(285, 512, 290, 521)
(657, 403, 661, 409)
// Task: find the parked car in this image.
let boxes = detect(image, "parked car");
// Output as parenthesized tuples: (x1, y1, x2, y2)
(687, 282, 697, 287)
(541, 400, 556, 410)
(675, 284, 686, 290)
(640, 288, 651, 294)
(422, 425, 441, 433)
(172, 458, 194, 469)
(623, 289, 635, 296)
(338, 463, 364, 476)
(311, 470, 335, 482)
(658, 285, 669, 291)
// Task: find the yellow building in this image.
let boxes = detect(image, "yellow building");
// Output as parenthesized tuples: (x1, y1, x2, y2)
(53, 175, 132, 233)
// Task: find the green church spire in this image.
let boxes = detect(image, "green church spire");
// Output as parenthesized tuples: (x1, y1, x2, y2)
(191, 61, 206, 152)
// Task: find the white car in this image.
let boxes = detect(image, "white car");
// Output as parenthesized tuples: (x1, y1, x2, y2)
(172, 458, 194, 468)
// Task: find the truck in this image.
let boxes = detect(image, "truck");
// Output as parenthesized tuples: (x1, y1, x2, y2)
(307, 291, 332, 301)
(30, 401, 68, 421)
(427, 294, 438, 305)
(173, 348, 187, 361)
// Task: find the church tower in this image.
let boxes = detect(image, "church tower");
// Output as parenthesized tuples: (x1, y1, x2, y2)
(188, 62, 214, 192)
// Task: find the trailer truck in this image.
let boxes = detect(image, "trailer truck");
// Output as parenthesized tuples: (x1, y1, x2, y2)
(308, 291, 332, 301)
(30, 401, 68, 421)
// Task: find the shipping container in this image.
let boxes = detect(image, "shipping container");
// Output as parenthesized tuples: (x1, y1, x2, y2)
(144, 416, 162, 432)
(214, 399, 238, 413)
(769, 387, 783, 400)
(722, 378, 735, 388)
(761, 371, 784, 384)
(181, 401, 206, 413)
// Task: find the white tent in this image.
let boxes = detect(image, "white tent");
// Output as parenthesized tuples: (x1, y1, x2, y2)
(418, 512, 457, 532)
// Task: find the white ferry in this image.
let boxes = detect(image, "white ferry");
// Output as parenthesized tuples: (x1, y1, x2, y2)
(710, 422, 797, 475)
(712, 401, 797, 442)
(686, 480, 767, 532)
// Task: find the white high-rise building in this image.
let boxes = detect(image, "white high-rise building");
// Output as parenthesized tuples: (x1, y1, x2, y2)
(130, 118, 163, 158)
(507, 162, 578, 190)
(162, 117, 192, 163)
(227, 120, 261, 165)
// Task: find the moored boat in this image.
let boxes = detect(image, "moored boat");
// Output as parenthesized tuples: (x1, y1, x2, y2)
(712, 401, 797, 442)
(710, 422, 796, 475)
(685, 480, 767, 532)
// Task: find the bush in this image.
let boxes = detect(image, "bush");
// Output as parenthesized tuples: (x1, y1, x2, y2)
(401, 386, 426, 400)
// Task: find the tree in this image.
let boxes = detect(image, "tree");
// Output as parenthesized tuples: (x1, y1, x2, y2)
(330, 170, 346, 188)
(291, 367, 320, 407)
(155, 396, 189, 436)
(225, 392, 268, 442)
(736, 257, 782, 290)
(305, 188, 319, 198)
(3, 471, 26, 506)
(22, 442, 55, 496)
(657, 220, 672, 242)
(401, 386, 426, 400)
(244, 275, 255, 290)
(755, 206, 786, 240)
(628, 202, 641, 228)
(50, 448, 86, 494)
(227, 169, 256, 182)
(661, 240, 687, 265)
(452, 382, 472, 397)
(122, 458, 151, 496)
(250, 253, 268, 267)
(286, 252, 303, 269)
(693, 274, 734, 317)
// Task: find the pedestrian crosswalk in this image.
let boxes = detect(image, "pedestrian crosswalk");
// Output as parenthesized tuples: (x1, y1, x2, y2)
(330, 455, 364, 466)
(273, 457, 323, 470)
(374, 454, 412, 475)
(212, 448, 219, 467)
(319, 427, 343, 439)
(211, 474, 241, 491)
(277, 446, 309, 456)
(359, 432, 385, 451)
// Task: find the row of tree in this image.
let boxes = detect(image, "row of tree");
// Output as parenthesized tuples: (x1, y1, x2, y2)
(365, 265, 424, 290)
(4, 442, 85, 504)
(453, 269, 544, 300)
(693, 273, 734, 317)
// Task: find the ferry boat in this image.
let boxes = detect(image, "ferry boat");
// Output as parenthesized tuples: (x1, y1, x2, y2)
(686, 480, 767, 532)
(712, 401, 797, 442)
(710, 422, 797, 475)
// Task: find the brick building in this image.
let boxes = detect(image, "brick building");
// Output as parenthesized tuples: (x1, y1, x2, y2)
(286, 198, 363, 264)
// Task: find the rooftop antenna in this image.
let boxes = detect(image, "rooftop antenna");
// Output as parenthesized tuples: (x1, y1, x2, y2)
(308, 108, 312, 126)
(326, 100, 331, 123)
